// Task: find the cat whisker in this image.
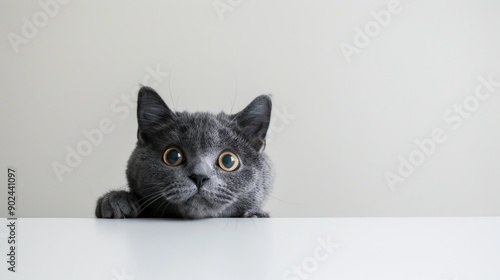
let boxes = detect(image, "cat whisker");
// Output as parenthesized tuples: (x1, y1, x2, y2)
(216, 187, 235, 197)
(136, 191, 164, 210)
(165, 193, 189, 203)
(161, 199, 172, 218)
(168, 72, 178, 115)
(135, 190, 163, 203)
(265, 193, 302, 205)
(175, 91, 183, 111)
(137, 194, 165, 217)
(229, 75, 238, 114)
(164, 187, 182, 197)
(153, 200, 168, 217)
(203, 191, 234, 203)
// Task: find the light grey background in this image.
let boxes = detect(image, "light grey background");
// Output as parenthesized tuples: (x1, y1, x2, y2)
(1, 0, 499, 217)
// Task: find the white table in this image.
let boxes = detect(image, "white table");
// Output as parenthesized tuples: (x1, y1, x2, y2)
(1, 218, 499, 280)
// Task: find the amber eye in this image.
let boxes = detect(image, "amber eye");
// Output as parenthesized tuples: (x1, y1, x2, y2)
(218, 151, 240, 172)
(163, 147, 184, 167)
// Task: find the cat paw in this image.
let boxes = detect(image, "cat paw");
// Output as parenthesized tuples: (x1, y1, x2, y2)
(241, 210, 270, 218)
(95, 190, 139, 219)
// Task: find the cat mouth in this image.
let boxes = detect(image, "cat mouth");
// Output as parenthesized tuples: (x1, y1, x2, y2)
(161, 185, 235, 209)
(186, 190, 233, 208)
(184, 193, 215, 207)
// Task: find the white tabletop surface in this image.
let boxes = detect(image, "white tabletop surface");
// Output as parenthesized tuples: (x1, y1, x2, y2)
(0, 217, 499, 280)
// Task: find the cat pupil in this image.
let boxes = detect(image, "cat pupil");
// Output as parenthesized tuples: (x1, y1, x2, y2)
(167, 150, 181, 164)
(222, 154, 235, 168)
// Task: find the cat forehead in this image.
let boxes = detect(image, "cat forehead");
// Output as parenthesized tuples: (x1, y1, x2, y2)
(174, 111, 233, 131)
(162, 112, 239, 149)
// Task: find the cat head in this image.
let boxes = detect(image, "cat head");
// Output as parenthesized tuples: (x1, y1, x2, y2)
(126, 87, 274, 218)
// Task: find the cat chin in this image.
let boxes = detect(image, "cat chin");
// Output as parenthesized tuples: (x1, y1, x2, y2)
(177, 195, 231, 219)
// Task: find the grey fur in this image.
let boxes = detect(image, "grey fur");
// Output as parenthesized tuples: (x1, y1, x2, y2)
(95, 86, 275, 219)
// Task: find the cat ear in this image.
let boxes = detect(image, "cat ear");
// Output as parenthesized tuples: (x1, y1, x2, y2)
(234, 95, 272, 151)
(137, 86, 174, 143)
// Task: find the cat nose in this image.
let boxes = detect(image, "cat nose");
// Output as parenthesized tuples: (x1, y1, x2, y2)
(189, 174, 210, 189)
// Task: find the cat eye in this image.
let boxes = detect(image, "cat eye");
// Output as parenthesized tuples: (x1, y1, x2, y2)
(163, 147, 184, 167)
(218, 151, 240, 172)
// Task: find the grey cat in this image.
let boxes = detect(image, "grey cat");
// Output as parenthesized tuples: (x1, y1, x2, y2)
(95, 86, 274, 219)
